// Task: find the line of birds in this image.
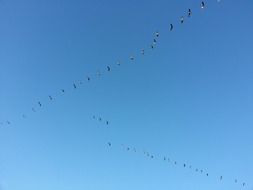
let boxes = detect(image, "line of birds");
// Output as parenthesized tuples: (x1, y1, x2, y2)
(0, 1, 218, 127)
(106, 142, 247, 187)
(92, 115, 110, 126)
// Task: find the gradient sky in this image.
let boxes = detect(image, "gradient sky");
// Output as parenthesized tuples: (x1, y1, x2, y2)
(0, 0, 253, 190)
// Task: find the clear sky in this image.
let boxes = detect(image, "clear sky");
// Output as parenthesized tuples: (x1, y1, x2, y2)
(0, 0, 253, 189)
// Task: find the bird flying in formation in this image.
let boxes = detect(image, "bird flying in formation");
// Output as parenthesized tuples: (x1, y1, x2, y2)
(180, 16, 184, 24)
(201, 1, 205, 9)
(107, 66, 111, 71)
(38, 101, 42, 107)
(188, 9, 192, 17)
(170, 24, 173, 31)
(73, 83, 77, 89)
(155, 31, 159, 37)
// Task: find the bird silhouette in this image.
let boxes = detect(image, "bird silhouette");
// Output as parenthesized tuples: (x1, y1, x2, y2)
(180, 16, 184, 23)
(170, 24, 174, 31)
(201, 1, 205, 9)
(188, 9, 192, 17)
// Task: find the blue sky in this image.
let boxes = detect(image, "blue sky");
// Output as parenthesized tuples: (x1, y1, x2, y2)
(0, 0, 253, 189)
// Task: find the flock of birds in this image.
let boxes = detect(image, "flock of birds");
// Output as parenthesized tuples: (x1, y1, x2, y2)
(0, 0, 213, 127)
(0, 0, 250, 189)
(106, 142, 246, 187)
(0, 1, 209, 127)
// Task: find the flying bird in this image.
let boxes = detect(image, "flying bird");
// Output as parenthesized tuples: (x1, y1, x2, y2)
(73, 83, 77, 89)
(130, 55, 134, 61)
(38, 101, 42, 107)
(87, 76, 91, 81)
(206, 173, 209, 176)
(108, 142, 111, 146)
(93, 115, 96, 119)
(180, 16, 184, 24)
(99, 117, 102, 122)
(106, 121, 109, 125)
(188, 9, 192, 17)
(235, 179, 238, 183)
(243, 182, 246, 186)
(49, 96, 53, 100)
(170, 24, 173, 31)
(153, 39, 157, 43)
(141, 49, 145, 55)
(201, 1, 205, 9)
(6, 121, 11, 125)
(151, 155, 154, 159)
(116, 60, 121, 66)
(183, 163, 186, 167)
(151, 44, 154, 49)
(107, 66, 111, 71)
(220, 176, 223, 180)
(164, 157, 166, 161)
(61, 89, 65, 93)
(155, 31, 159, 37)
